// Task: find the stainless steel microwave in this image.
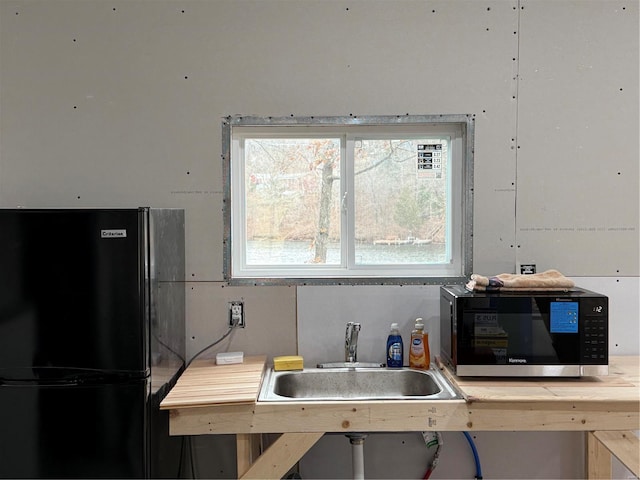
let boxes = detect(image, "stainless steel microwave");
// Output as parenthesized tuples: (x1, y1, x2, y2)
(440, 285, 608, 377)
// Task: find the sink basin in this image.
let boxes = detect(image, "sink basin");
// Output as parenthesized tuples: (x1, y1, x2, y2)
(258, 366, 461, 401)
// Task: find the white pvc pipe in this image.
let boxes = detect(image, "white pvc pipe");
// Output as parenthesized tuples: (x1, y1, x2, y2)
(349, 436, 366, 480)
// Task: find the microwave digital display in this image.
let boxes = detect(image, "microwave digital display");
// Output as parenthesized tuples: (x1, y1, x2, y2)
(550, 301, 579, 333)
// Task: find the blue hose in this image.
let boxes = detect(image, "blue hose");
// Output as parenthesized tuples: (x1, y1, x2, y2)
(463, 432, 483, 480)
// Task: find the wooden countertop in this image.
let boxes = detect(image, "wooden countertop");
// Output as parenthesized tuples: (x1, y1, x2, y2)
(161, 356, 639, 479)
(442, 355, 640, 403)
(161, 356, 639, 436)
(161, 355, 267, 409)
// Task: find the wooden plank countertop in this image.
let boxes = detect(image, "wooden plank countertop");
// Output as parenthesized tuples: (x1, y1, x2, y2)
(162, 356, 639, 436)
(441, 355, 640, 404)
(161, 355, 267, 409)
(161, 356, 639, 480)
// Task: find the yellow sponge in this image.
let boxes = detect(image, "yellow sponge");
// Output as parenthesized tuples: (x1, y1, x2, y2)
(273, 355, 304, 371)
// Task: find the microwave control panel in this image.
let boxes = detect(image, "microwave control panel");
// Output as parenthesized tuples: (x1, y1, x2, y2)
(580, 297, 608, 363)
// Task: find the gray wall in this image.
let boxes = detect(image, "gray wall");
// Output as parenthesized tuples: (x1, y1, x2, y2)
(1, 1, 638, 478)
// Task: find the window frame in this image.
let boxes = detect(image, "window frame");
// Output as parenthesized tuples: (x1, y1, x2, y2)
(222, 114, 474, 286)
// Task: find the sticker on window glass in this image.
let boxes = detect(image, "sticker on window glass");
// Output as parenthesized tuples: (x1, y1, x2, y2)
(417, 144, 442, 178)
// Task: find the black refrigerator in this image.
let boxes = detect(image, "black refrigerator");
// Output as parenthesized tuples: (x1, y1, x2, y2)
(0, 208, 186, 478)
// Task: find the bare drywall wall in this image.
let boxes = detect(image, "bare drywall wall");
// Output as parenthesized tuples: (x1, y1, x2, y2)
(515, 0, 639, 276)
(1, 0, 638, 478)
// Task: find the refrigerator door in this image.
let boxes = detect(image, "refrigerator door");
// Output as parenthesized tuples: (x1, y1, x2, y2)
(0, 209, 149, 378)
(0, 379, 149, 478)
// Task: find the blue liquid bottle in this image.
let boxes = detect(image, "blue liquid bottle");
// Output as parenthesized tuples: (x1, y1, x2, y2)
(386, 322, 403, 368)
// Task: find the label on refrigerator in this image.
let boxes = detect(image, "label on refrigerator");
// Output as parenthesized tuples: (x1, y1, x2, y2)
(101, 229, 127, 238)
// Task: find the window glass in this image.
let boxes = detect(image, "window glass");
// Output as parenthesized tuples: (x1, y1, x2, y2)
(353, 137, 450, 266)
(224, 116, 473, 285)
(244, 138, 341, 266)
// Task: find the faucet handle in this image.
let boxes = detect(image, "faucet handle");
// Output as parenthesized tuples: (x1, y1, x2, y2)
(346, 321, 361, 329)
(345, 322, 361, 363)
(345, 322, 361, 337)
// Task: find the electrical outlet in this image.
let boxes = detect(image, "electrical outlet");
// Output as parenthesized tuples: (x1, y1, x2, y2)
(229, 301, 245, 328)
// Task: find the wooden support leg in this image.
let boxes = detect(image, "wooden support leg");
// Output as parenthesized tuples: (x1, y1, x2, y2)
(239, 432, 324, 480)
(592, 431, 640, 479)
(237, 433, 261, 478)
(587, 432, 612, 479)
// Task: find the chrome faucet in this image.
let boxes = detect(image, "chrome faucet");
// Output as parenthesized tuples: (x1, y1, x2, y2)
(316, 322, 383, 368)
(345, 322, 361, 363)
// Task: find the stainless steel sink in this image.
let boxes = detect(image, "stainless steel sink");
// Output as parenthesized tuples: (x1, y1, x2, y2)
(258, 366, 461, 401)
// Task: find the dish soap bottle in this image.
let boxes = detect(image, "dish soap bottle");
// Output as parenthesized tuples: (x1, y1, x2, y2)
(386, 323, 403, 368)
(409, 317, 430, 369)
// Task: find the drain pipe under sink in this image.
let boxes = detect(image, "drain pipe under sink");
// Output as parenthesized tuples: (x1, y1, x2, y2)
(346, 433, 368, 479)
